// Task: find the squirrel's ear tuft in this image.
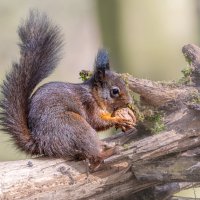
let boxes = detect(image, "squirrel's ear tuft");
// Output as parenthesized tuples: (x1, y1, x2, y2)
(95, 49, 110, 71)
(93, 49, 110, 83)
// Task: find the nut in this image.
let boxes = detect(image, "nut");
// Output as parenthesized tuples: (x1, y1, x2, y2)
(113, 107, 136, 132)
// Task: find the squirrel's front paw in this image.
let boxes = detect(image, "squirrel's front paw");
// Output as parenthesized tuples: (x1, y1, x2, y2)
(113, 107, 136, 132)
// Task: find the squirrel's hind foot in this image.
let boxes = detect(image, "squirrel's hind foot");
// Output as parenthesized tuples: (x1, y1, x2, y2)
(89, 145, 119, 172)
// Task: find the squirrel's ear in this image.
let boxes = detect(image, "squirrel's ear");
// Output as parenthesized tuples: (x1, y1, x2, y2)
(94, 49, 110, 83)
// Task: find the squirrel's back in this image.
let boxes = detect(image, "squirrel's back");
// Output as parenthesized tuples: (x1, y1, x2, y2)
(0, 10, 63, 153)
(0, 11, 134, 166)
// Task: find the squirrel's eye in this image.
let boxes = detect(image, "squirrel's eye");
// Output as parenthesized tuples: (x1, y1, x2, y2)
(111, 86, 120, 97)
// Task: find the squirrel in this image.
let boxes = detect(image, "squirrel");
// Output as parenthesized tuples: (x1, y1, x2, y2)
(0, 10, 135, 169)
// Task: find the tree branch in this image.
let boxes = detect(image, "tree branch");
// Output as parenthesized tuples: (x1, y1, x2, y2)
(1, 44, 200, 200)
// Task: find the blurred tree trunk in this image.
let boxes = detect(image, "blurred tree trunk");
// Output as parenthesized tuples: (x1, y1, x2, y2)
(97, 0, 199, 81)
(96, 0, 123, 71)
(195, 0, 200, 42)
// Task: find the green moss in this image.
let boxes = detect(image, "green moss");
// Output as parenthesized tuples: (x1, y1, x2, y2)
(178, 67, 192, 85)
(123, 144, 129, 149)
(128, 93, 145, 122)
(191, 92, 200, 104)
(120, 73, 166, 134)
(181, 67, 192, 78)
(183, 52, 192, 66)
(128, 103, 144, 122)
(143, 111, 165, 134)
(149, 119, 165, 133)
(79, 70, 93, 81)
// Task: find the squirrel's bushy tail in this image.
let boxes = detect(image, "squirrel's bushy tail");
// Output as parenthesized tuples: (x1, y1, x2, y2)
(0, 10, 63, 153)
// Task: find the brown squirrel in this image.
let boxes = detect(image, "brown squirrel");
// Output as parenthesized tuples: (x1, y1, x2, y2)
(0, 10, 135, 169)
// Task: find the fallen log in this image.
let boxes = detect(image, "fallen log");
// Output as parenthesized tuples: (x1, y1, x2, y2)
(1, 44, 200, 200)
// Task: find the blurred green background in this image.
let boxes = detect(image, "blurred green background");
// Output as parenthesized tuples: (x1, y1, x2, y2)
(0, 0, 200, 197)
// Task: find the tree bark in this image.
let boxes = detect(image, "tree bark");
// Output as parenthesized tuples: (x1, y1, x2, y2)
(1, 44, 200, 200)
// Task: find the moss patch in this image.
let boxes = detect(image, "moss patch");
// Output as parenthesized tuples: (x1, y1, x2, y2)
(144, 111, 165, 134)
(190, 92, 200, 104)
(128, 93, 165, 134)
(183, 52, 192, 66)
(179, 67, 192, 85)
(79, 70, 93, 81)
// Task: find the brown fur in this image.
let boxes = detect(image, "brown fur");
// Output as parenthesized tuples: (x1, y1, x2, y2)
(0, 10, 132, 167)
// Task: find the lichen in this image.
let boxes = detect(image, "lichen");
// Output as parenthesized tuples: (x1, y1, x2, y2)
(144, 111, 165, 134)
(190, 92, 200, 104)
(128, 94, 145, 122)
(120, 73, 130, 86)
(183, 52, 192, 66)
(127, 93, 165, 134)
(158, 80, 179, 88)
(123, 144, 129, 149)
(121, 73, 131, 91)
(178, 67, 192, 85)
(79, 70, 93, 81)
